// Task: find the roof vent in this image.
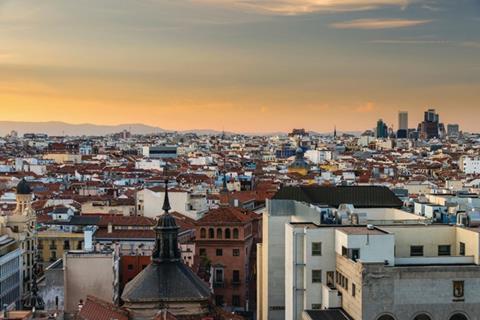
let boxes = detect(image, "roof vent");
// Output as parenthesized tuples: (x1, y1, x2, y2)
(367, 224, 375, 230)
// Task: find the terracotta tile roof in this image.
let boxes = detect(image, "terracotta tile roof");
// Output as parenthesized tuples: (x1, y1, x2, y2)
(78, 295, 129, 320)
(97, 215, 155, 227)
(196, 207, 254, 225)
(95, 229, 156, 240)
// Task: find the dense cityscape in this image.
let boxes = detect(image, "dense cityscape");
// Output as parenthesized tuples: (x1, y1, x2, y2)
(0, 107, 479, 320)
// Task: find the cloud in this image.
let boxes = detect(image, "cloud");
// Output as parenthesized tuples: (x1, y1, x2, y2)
(355, 102, 375, 113)
(195, 0, 416, 15)
(330, 18, 432, 29)
(461, 41, 480, 49)
(370, 39, 448, 44)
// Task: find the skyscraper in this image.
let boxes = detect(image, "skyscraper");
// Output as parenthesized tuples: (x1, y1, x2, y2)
(418, 108, 441, 139)
(447, 124, 460, 137)
(376, 119, 388, 139)
(398, 111, 408, 131)
(397, 111, 408, 139)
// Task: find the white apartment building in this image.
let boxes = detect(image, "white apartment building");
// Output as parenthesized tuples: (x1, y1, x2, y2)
(136, 188, 208, 220)
(305, 150, 334, 164)
(257, 186, 422, 320)
(459, 156, 480, 175)
(286, 223, 480, 320)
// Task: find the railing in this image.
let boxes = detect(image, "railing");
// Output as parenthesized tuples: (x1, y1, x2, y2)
(395, 255, 475, 266)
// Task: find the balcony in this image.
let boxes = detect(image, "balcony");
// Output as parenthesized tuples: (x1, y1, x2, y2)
(231, 280, 241, 287)
(49, 245, 57, 250)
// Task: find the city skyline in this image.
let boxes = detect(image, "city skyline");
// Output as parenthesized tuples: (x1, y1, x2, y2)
(1, 0, 479, 132)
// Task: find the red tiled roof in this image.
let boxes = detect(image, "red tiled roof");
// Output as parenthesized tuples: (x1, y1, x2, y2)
(196, 207, 254, 225)
(95, 229, 155, 240)
(97, 215, 155, 227)
(78, 295, 129, 320)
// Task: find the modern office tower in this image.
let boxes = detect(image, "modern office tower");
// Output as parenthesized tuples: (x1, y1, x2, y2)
(376, 119, 388, 139)
(448, 124, 460, 137)
(418, 108, 440, 139)
(398, 111, 408, 131)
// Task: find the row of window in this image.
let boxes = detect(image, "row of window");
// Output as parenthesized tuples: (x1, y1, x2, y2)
(39, 240, 83, 251)
(410, 244, 454, 257)
(377, 313, 468, 320)
(214, 294, 241, 307)
(335, 271, 356, 297)
(199, 248, 242, 257)
(214, 268, 241, 284)
(200, 227, 240, 240)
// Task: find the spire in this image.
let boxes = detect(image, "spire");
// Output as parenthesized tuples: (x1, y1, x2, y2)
(221, 154, 228, 193)
(162, 179, 171, 213)
(334, 125, 337, 139)
(152, 164, 179, 263)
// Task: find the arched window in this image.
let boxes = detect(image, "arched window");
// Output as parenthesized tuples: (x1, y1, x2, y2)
(225, 228, 231, 239)
(209, 228, 215, 239)
(414, 314, 432, 320)
(377, 315, 395, 320)
(217, 228, 223, 239)
(450, 314, 468, 320)
(200, 228, 206, 239)
(233, 228, 239, 239)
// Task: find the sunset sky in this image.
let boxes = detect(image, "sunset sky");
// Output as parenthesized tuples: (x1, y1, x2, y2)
(0, 0, 479, 133)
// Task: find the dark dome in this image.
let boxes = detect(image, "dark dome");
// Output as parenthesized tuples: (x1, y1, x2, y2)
(17, 179, 32, 195)
(156, 212, 178, 229)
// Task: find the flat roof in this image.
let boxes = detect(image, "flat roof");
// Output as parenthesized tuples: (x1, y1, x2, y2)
(337, 227, 388, 235)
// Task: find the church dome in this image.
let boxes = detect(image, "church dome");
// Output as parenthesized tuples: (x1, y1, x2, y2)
(156, 212, 178, 229)
(17, 179, 32, 195)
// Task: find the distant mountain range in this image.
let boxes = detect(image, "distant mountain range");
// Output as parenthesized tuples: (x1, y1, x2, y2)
(0, 121, 284, 137)
(0, 121, 359, 137)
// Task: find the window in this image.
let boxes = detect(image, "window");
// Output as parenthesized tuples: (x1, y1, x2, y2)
(438, 245, 451, 256)
(217, 228, 223, 239)
(215, 295, 224, 306)
(127, 264, 133, 270)
(449, 314, 468, 320)
(216, 248, 223, 256)
(377, 315, 395, 320)
(63, 240, 70, 250)
(352, 283, 356, 297)
(209, 228, 215, 239)
(312, 242, 322, 256)
(232, 270, 240, 284)
(410, 245, 424, 257)
(233, 228, 239, 239)
(312, 270, 322, 283)
(225, 228, 231, 239)
(215, 269, 224, 283)
(326, 271, 335, 287)
(341, 246, 348, 257)
(232, 295, 241, 307)
(233, 248, 240, 257)
(350, 249, 360, 261)
(199, 248, 207, 256)
(200, 228, 206, 239)
(414, 314, 432, 320)
(459, 242, 466, 256)
(311, 304, 322, 310)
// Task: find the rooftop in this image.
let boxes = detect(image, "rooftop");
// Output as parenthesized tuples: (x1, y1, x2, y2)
(273, 185, 403, 208)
